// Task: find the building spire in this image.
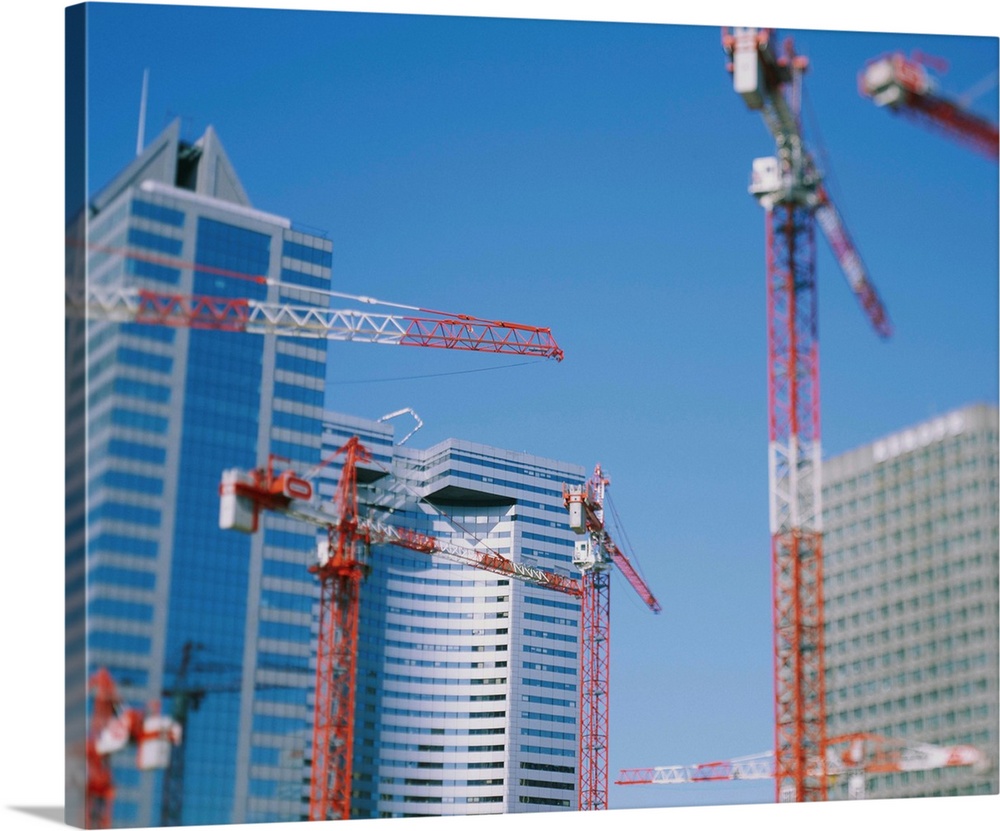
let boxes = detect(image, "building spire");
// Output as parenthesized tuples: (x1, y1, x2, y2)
(136, 68, 149, 156)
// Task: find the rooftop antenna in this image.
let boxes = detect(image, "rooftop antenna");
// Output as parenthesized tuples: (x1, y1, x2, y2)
(136, 68, 149, 156)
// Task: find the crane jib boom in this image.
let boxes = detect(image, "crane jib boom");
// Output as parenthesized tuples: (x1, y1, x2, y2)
(723, 27, 893, 341)
(218, 466, 581, 596)
(860, 52, 999, 160)
(74, 286, 564, 360)
(616, 735, 988, 786)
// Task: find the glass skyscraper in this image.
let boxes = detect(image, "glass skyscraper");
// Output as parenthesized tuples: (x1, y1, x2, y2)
(821, 403, 999, 799)
(68, 120, 332, 827)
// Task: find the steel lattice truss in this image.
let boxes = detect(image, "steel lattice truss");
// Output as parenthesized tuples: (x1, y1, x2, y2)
(309, 559, 363, 821)
(617, 752, 775, 785)
(578, 570, 612, 810)
(615, 734, 988, 791)
(767, 203, 828, 804)
(723, 27, 894, 804)
(74, 285, 564, 360)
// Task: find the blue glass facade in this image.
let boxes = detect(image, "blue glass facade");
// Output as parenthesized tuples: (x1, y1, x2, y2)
(73, 122, 331, 827)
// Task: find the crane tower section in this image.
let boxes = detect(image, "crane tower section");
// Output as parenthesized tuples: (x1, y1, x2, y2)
(564, 466, 661, 812)
(725, 26, 829, 804)
(726, 25, 895, 805)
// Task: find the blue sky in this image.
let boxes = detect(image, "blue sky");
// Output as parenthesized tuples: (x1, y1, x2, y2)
(80, 0, 1000, 815)
(3, 2, 998, 830)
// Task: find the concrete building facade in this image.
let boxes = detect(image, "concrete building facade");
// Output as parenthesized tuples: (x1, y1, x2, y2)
(821, 403, 999, 799)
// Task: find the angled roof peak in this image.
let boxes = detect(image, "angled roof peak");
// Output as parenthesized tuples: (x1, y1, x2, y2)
(91, 119, 252, 215)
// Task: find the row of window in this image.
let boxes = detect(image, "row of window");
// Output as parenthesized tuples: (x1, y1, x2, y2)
(384, 605, 509, 622)
(282, 239, 332, 268)
(380, 706, 506, 721)
(376, 758, 504, 771)
(89, 532, 158, 559)
(830, 705, 993, 734)
(385, 655, 507, 670)
(383, 672, 507, 687)
(383, 638, 507, 654)
(386, 621, 510, 639)
(380, 741, 506, 754)
(828, 677, 993, 709)
(379, 690, 507, 705)
(377, 777, 505, 788)
(379, 724, 506, 737)
(132, 197, 185, 228)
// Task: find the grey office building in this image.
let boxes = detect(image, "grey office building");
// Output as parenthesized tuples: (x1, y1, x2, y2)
(821, 403, 999, 799)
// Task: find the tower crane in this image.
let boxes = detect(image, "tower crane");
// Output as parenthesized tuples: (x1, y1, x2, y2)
(721, 27, 893, 804)
(615, 732, 989, 801)
(85, 668, 182, 829)
(219, 441, 660, 819)
(565, 465, 661, 810)
(860, 51, 999, 160)
(159, 641, 203, 827)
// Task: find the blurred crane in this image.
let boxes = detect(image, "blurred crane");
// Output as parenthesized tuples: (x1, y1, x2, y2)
(860, 51, 999, 160)
(616, 732, 989, 800)
(220, 442, 660, 817)
(159, 641, 306, 826)
(721, 26, 893, 804)
(85, 668, 181, 829)
(68, 243, 564, 360)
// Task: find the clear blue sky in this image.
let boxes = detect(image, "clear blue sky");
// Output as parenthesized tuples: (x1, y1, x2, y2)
(82, 0, 1000, 815)
(3, 2, 998, 829)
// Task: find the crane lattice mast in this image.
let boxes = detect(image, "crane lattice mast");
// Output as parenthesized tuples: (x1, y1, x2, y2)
(85, 669, 181, 829)
(564, 466, 661, 811)
(722, 26, 892, 804)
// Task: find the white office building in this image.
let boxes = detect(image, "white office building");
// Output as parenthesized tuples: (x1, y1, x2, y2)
(320, 412, 586, 818)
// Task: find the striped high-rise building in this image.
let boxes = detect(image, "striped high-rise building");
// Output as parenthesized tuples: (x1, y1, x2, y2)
(319, 412, 586, 818)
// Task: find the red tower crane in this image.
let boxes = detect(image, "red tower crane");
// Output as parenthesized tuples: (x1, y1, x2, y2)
(77, 243, 659, 818)
(616, 732, 988, 801)
(220, 444, 660, 819)
(859, 51, 999, 160)
(722, 27, 893, 804)
(565, 465, 661, 810)
(85, 669, 181, 829)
